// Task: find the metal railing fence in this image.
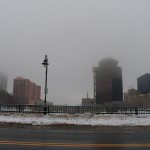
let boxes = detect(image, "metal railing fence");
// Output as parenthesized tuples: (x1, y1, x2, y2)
(0, 105, 150, 115)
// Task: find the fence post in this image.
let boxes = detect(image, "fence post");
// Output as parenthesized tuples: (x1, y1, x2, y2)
(77, 106, 80, 114)
(135, 107, 138, 115)
(47, 106, 49, 114)
(106, 107, 109, 114)
(19, 105, 21, 113)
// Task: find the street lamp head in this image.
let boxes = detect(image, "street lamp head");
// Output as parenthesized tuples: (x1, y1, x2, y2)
(42, 55, 49, 67)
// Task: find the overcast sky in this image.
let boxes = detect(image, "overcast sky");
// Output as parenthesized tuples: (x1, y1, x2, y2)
(0, 0, 150, 105)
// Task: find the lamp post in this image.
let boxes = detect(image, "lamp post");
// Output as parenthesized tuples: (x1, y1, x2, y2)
(42, 55, 49, 115)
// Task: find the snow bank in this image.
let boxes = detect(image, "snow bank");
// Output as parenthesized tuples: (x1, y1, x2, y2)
(0, 113, 150, 126)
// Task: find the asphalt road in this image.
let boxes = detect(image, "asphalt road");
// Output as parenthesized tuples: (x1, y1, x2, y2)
(0, 127, 150, 150)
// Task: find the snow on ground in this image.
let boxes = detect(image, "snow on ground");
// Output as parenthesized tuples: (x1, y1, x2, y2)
(0, 113, 150, 126)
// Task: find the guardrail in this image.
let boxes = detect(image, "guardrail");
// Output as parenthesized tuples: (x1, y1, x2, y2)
(0, 105, 150, 115)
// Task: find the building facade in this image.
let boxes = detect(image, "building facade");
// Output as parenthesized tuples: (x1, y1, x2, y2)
(93, 58, 123, 104)
(82, 98, 96, 106)
(0, 73, 7, 91)
(13, 77, 41, 104)
(137, 73, 150, 94)
(124, 88, 138, 103)
(124, 89, 150, 107)
(130, 93, 150, 107)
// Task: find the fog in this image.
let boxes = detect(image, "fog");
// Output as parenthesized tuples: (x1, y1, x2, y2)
(0, 0, 150, 105)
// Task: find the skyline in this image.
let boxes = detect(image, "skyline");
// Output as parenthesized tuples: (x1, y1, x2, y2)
(2, 56, 150, 105)
(0, 0, 150, 105)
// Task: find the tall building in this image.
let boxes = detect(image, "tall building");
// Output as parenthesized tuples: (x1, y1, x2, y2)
(93, 58, 123, 104)
(0, 72, 7, 91)
(13, 77, 41, 104)
(137, 73, 150, 94)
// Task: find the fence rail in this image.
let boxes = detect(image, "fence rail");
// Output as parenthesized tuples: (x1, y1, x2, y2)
(0, 105, 150, 115)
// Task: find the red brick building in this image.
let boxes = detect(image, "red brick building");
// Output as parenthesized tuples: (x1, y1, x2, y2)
(13, 77, 41, 104)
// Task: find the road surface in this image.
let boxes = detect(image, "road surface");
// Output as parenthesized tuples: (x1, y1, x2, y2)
(0, 127, 150, 149)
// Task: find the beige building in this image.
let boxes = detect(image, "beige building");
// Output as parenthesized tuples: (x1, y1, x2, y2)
(130, 94, 150, 106)
(124, 89, 138, 102)
(124, 89, 150, 106)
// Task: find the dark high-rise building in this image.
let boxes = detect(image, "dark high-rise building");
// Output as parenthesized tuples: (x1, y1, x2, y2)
(137, 73, 150, 94)
(0, 72, 7, 92)
(93, 58, 123, 104)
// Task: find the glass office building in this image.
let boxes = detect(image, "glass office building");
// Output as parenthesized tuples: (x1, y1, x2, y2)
(93, 58, 123, 104)
(137, 73, 150, 94)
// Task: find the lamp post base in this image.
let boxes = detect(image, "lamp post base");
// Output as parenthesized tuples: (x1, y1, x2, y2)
(43, 106, 47, 115)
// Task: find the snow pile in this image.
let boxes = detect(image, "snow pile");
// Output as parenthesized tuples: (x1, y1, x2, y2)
(0, 113, 150, 126)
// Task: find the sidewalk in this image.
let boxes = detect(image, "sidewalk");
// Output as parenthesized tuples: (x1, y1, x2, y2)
(0, 113, 150, 127)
